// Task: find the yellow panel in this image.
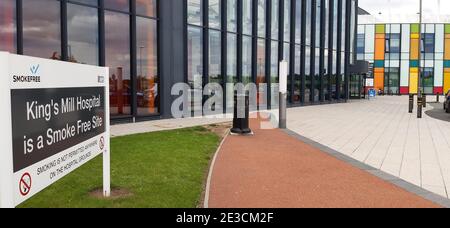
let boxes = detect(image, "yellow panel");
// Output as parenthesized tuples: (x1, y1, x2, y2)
(445, 68, 450, 73)
(444, 73, 450, 94)
(411, 33, 420, 39)
(410, 67, 419, 73)
(411, 39, 419, 60)
(410, 72, 418, 94)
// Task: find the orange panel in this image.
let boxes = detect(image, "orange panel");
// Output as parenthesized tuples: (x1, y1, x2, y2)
(375, 34, 385, 39)
(445, 39, 450, 60)
(374, 67, 385, 74)
(374, 38, 385, 60)
(374, 72, 384, 91)
(410, 38, 419, 60)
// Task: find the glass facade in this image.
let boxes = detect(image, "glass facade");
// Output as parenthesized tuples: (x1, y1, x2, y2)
(358, 23, 448, 95)
(0, 0, 357, 122)
(0, 0, 159, 121)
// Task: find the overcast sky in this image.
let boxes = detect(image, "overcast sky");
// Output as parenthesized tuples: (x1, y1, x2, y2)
(358, 0, 450, 23)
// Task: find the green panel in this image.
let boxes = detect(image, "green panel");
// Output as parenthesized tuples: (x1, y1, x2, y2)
(411, 24, 420, 33)
(375, 24, 385, 34)
(444, 60, 450, 68)
(374, 60, 385, 68)
(446, 24, 450, 34)
(410, 60, 419, 68)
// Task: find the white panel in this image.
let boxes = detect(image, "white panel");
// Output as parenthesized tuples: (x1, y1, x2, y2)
(436, 24, 444, 53)
(436, 53, 444, 60)
(426, 24, 435, 33)
(400, 60, 410, 87)
(425, 60, 434, 67)
(401, 24, 410, 53)
(435, 60, 443, 87)
(365, 54, 374, 61)
(401, 53, 410, 60)
(390, 60, 400, 67)
(365, 25, 375, 53)
(391, 24, 401, 33)
(358, 25, 365, 33)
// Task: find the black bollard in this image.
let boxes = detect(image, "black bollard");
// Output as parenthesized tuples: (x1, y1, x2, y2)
(437, 93, 440, 103)
(417, 95, 423, 118)
(230, 90, 251, 134)
(409, 94, 414, 113)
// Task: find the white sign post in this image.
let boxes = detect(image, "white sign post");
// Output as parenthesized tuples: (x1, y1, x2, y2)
(279, 61, 288, 129)
(0, 52, 110, 208)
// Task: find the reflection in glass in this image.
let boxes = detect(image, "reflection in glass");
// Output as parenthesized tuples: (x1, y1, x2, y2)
(284, 0, 291, 42)
(136, 0, 157, 17)
(188, 0, 203, 26)
(305, 0, 312, 46)
(105, 11, 131, 116)
(242, 0, 252, 35)
(23, 0, 61, 59)
(257, 39, 265, 105)
(187, 26, 203, 114)
(257, 0, 266, 38)
(305, 46, 311, 102)
(137, 17, 159, 116)
(227, 0, 237, 32)
(294, 45, 301, 103)
(0, 0, 16, 53)
(67, 4, 99, 65)
(227, 33, 237, 111)
(271, 41, 279, 107)
(104, 0, 129, 12)
(295, 0, 301, 44)
(242, 36, 252, 84)
(271, 0, 279, 40)
(209, 30, 222, 84)
(284, 43, 290, 101)
(209, 0, 221, 29)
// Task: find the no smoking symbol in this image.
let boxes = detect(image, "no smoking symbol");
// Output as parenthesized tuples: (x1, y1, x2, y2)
(19, 173, 32, 196)
(99, 136, 105, 150)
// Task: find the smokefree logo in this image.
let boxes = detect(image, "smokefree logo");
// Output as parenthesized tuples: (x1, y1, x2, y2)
(12, 64, 42, 83)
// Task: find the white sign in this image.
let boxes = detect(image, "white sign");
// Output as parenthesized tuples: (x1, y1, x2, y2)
(365, 78, 374, 87)
(0, 52, 110, 208)
(279, 61, 288, 94)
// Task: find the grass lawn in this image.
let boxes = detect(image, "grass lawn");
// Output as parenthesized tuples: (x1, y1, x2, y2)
(18, 126, 221, 208)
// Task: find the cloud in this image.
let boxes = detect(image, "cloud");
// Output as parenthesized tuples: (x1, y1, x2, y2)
(359, 0, 450, 23)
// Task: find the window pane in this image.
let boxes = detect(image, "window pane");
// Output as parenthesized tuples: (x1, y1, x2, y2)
(137, 17, 159, 116)
(295, 0, 301, 44)
(284, 0, 291, 42)
(305, 0, 312, 45)
(187, 26, 203, 114)
(71, 0, 98, 6)
(271, 0, 279, 40)
(257, 0, 266, 38)
(105, 11, 131, 116)
(104, 0, 129, 12)
(136, 0, 157, 17)
(226, 33, 237, 111)
(0, 0, 16, 53)
(188, 0, 202, 26)
(227, 0, 237, 32)
(209, 0, 221, 29)
(67, 4, 99, 65)
(23, 0, 61, 59)
(242, 0, 252, 35)
(242, 36, 252, 84)
(209, 30, 221, 83)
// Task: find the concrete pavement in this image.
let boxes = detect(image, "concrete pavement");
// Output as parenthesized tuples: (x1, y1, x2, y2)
(287, 96, 450, 198)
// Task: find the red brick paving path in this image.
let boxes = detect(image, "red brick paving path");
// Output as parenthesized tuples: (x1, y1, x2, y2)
(208, 117, 440, 208)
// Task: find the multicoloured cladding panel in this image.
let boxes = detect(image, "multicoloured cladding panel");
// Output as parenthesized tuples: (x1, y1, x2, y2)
(358, 24, 447, 95)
